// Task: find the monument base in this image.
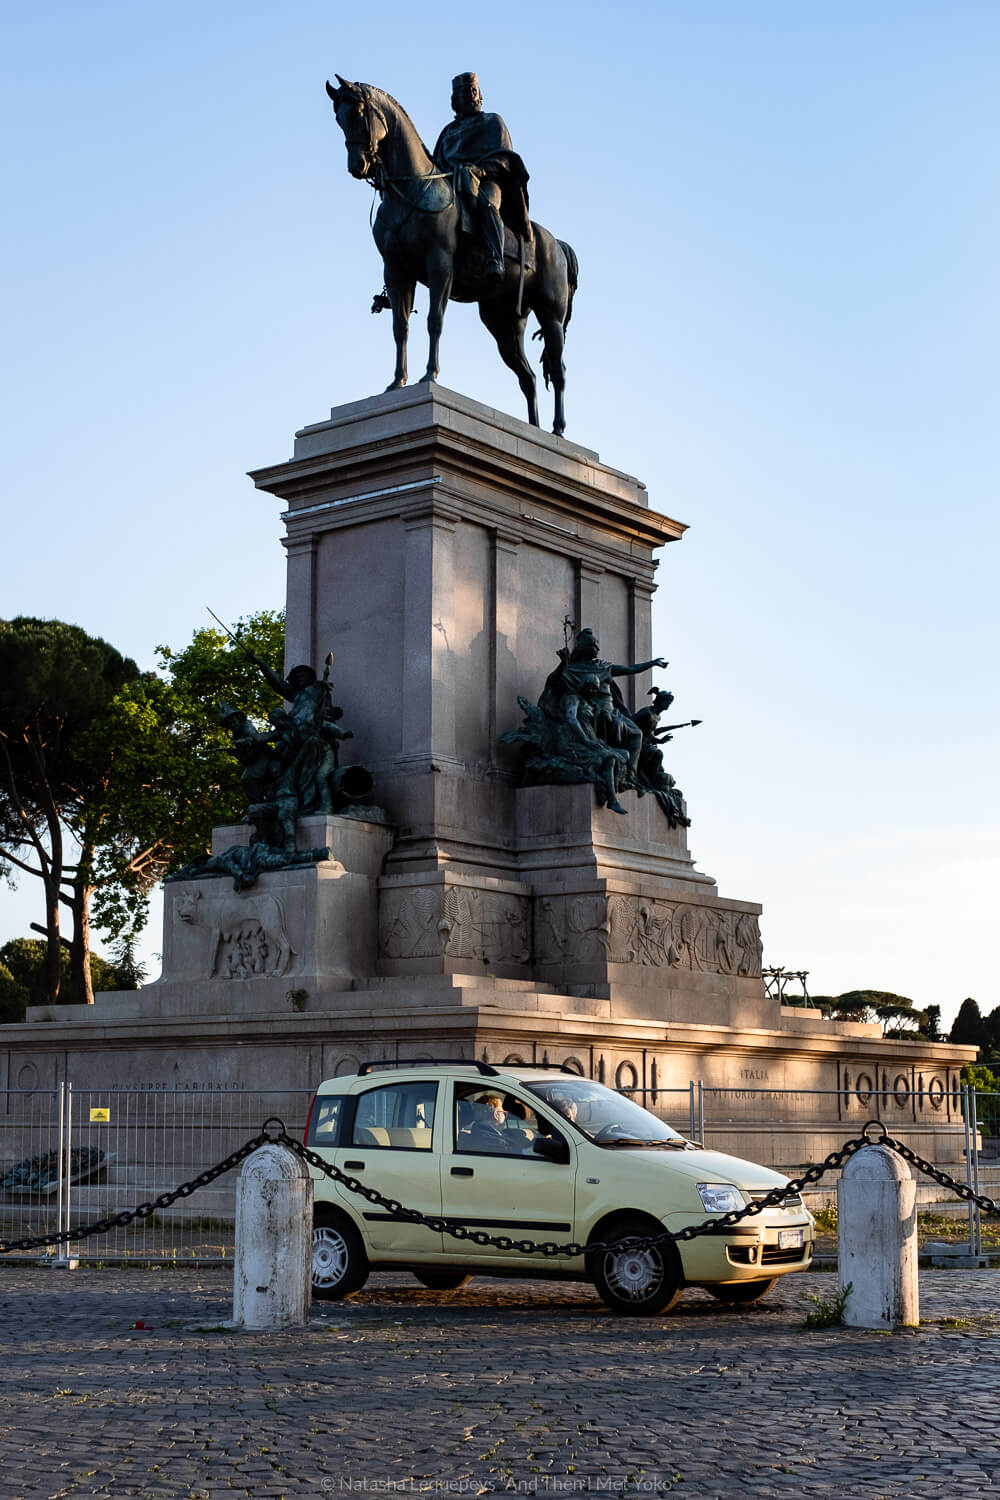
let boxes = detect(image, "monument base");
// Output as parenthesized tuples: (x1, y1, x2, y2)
(4, 389, 975, 1179)
(3, 975, 974, 1172)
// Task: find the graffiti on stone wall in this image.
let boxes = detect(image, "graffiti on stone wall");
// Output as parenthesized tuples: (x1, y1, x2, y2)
(533, 894, 762, 977)
(379, 886, 531, 966)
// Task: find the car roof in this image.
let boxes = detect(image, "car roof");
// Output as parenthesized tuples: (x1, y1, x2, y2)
(315, 1065, 580, 1094)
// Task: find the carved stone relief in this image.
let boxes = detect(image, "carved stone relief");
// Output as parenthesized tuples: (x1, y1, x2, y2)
(379, 885, 531, 966)
(176, 887, 296, 978)
(533, 893, 762, 978)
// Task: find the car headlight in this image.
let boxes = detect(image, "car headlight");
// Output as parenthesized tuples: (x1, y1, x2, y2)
(697, 1183, 746, 1213)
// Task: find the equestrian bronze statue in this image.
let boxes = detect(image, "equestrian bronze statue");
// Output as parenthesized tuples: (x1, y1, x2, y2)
(326, 72, 578, 435)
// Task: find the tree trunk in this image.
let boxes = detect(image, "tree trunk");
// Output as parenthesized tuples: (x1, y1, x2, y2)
(42, 871, 62, 1004)
(43, 808, 63, 1005)
(69, 841, 96, 1006)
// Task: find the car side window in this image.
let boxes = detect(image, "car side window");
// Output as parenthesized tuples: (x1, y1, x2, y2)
(454, 1084, 555, 1158)
(352, 1081, 437, 1150)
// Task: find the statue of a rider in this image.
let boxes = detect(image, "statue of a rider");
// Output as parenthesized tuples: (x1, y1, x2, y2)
(433, 72, 531, 279)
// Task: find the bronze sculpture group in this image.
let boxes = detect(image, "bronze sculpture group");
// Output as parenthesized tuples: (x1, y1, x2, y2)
(166, 652, 378, 891)
(503, 628, 697, 828)
(327, 71, 578, 435)
(165, 617, 696, 895)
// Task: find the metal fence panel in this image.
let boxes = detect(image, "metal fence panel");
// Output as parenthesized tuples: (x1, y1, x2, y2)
(0, 1089, 64, 1254)
(57, 1088, 311, 1263)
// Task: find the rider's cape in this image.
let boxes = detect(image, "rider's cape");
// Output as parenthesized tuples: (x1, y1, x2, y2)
(433, 111, 531, 240)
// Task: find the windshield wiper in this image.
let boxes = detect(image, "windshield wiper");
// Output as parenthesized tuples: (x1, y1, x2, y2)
(599, 1137, 686, 1149)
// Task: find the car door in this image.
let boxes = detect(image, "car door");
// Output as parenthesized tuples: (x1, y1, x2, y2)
(438, 1081, 579, 1268)
(330, 1078, 443, 1257)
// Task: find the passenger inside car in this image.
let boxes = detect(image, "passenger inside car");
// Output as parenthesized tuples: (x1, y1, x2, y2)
(549, 1092, 579, 1124)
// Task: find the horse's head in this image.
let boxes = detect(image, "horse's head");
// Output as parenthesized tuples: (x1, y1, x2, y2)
(326, 76, 388, 181)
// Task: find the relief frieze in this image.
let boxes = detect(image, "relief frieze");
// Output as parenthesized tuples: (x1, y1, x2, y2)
(533, 893, 762, 978)
(379, 885, 531, 966)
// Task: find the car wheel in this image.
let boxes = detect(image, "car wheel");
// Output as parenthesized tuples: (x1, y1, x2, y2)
(312, 1210, 369, 1301)
(589, 1217, 682, 1316)
(707, 1278, 777, 1305)
(412, 1270, 471, 1291)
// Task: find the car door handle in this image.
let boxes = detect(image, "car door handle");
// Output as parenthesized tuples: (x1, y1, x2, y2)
(344, 1160, 366, 1170)
(450, 1166, 474, 1177)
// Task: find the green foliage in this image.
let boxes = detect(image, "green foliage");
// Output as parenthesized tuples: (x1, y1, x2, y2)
(803, 1281, 852, 1330)
(950, 997, 985, 1047)
(815, 990, 925, 1035)
(0, 609, 284, 995)
(0, 962, 29, 1024)
(836, 989, 914, 1010)
(811, 1203, 838, 1233)
(924, 1004, 943, 1041)
(0, 616, 139, 857)
(76, 609, 284, 942)
(0, 938, 138, 1018)
(961, 1063, 997, 1091)
(110, 934, 147, 988)
(0, 616, 138, 747)
(0, 617, 142, 1001)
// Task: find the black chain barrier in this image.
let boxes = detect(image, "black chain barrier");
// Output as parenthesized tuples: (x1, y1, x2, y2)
(4, 1116, 998, 1262)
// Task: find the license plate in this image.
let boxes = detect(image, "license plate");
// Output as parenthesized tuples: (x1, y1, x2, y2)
(779, 1228, 804, 1250)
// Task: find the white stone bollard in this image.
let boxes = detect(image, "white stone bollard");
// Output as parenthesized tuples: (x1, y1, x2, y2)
(232, 1143, 313, 1330)
(838, 1143, 918, 1329)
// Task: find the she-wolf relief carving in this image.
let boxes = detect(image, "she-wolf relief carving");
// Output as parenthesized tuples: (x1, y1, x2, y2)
(176, 887, 296, 977)
(533, 894, 762, 978)
(379, 886, 531, 965)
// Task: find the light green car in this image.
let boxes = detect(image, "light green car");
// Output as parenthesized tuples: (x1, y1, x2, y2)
(304, 1061, 815, 1315)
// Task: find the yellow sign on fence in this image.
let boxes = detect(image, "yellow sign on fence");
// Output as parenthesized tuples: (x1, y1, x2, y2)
(89, 1107, 111, 1124)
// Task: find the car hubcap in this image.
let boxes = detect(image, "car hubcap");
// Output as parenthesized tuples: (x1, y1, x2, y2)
(606, 1244, 663, 1301)
(312, 1226, 349, 1287)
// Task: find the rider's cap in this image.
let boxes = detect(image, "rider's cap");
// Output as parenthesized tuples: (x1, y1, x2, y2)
(452, 72, 480, 92)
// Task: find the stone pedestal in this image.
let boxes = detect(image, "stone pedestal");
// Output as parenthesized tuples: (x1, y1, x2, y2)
(5, 386, 976, 1175)
(249, 383, 684, 883)
(31, 814, 394, 1022)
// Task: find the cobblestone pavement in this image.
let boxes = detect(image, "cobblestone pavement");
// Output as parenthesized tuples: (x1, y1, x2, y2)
(1, 1265, 1000, 1500)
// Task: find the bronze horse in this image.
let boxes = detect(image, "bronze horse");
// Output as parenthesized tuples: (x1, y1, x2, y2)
(327, 78, 578, 435)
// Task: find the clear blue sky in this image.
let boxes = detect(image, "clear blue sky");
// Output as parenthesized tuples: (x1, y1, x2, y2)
(2, 2, 997, 1025)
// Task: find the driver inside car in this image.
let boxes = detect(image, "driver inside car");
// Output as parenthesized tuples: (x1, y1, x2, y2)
(466, 1093, 532, 1155)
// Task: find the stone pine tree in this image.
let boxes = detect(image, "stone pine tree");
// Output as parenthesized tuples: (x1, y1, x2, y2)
(0, 610, 284, 1008)
(0, 618, 138, 1005)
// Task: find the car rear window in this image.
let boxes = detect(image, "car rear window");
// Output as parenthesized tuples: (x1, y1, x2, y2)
(352, 1081, 438, 1150)
(307, 1096, 343, 1146)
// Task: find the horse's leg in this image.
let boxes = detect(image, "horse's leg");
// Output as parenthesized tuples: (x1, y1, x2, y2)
(384, 266, 415, 390)
(478, 297, 538, 425)
(535, 312, 567, 436)
(419, 250, 453, 384)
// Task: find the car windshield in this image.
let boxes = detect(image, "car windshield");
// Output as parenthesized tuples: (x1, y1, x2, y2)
(523, 1078, 687, 1146)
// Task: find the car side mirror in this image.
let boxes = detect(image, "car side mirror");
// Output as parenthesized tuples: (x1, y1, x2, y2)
(532, 1133, 570, 1164)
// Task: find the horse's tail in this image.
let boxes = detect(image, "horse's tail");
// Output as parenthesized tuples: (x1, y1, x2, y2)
(559, 240, 579, 331)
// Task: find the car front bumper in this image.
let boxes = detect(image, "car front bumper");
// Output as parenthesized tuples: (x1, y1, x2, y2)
(663, 1210, 815, 1284)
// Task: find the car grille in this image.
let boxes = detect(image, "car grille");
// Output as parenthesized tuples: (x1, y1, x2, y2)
(761, 1244, 812, 1265)
(749, 1190, 804, 1211)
